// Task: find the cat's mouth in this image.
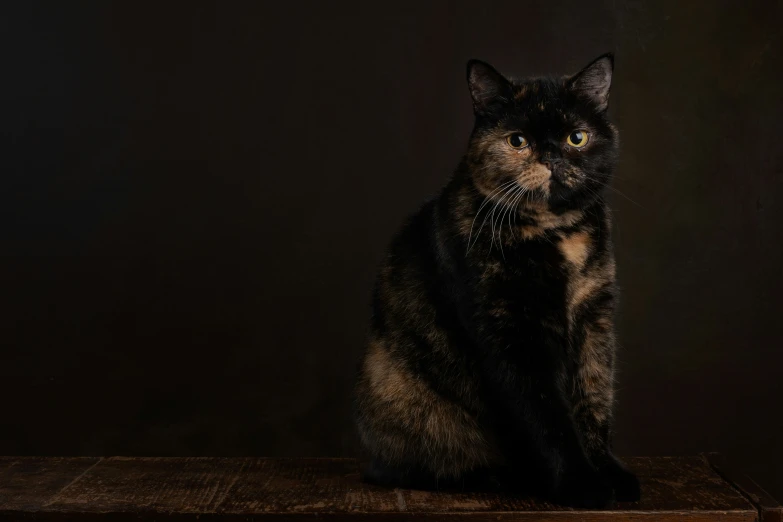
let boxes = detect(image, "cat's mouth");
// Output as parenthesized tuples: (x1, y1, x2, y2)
(516, 164, 552, 198)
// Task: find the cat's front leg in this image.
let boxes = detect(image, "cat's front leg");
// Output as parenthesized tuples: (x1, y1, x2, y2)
(475, 313, 613, 508)
(479, 350, 612, 508)
(571, 317, 640, 502)
(600, 452, 641, 502)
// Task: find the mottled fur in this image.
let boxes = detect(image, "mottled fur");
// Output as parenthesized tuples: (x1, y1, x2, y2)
(354, 55, 640, 508)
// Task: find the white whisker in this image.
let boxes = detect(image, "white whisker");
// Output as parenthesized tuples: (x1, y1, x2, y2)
(490, 184, 519, 260)
(466, 179, 517, 255)
(499, 186, 523, 244)
(606, 184, 645, 209)
(507, 186, 527, 239)
(582, 174, 645, 209)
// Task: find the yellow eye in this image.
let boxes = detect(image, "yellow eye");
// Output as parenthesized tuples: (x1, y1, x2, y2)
(566, 130, 589, 147)
(507, 133, 528, 148)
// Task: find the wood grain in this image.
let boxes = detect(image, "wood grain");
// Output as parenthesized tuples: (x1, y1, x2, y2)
(46, 457, 250, 512)
(707, 453, 783, 522)
(0, 457, 101, 511)
(0, 456, 770, 521)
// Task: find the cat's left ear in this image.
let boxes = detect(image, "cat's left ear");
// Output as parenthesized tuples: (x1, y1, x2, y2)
(467, 60, 512, 116)
(568, 53, 614, 112)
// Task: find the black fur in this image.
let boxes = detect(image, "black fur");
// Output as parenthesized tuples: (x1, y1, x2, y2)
(354, 54, 640, 508)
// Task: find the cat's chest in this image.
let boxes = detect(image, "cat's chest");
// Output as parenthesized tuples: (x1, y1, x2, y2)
(555, 229, 612, 328)
(474, 239, 566, 310)
(476, 228, 609, 320)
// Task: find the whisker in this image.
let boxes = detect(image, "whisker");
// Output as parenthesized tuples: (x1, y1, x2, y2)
(581, 184, 604, 208)
(508, 186, 527, 239)
(576, 183, 607, 226)
(502, 186, 524, 242)
(490, 186, 517, 261)
(582, 174, 645, 209)
(466, 180, 517, 255)
(469, 181, 517, 254)
(606, 184, 645, 209)
(491, 184, 520, 260)
(495, 191, 514, 249)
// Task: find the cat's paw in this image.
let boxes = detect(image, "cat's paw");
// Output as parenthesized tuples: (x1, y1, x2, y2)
(554, 469, 614, 509)
(608, 463, 640, 502)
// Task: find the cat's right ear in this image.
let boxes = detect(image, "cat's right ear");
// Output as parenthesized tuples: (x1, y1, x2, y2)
(568, 53, 614, 112)
(467, 60, 512, 116)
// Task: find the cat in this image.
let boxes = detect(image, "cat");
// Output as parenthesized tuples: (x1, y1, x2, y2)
(353, 54, 640, 508)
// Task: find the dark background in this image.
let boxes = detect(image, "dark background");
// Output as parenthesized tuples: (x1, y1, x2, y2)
(2, 0, 781, 499)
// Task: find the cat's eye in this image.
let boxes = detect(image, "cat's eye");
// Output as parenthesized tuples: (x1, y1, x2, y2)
(507, 133, 529, 149)
(566, 130, 589, 148)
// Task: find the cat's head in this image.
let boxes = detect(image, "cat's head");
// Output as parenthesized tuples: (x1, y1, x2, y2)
(465, 54, 618, 212)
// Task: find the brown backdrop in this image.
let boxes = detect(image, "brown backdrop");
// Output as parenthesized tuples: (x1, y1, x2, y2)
(1, 0, 781, 500)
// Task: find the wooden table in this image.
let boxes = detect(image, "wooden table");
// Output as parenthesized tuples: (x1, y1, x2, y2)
(0, 455, 780, 521)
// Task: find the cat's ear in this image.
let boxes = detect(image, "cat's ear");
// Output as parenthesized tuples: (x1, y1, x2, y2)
(467, 60, 512, 116)
(568, 53, 614, 112)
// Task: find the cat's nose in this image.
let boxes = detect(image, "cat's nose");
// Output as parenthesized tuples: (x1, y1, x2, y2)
(542, 158, 560, 172)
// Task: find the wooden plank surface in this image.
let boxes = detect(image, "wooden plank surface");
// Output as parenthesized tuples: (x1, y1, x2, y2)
(707, 453, 783, 522)
(0, 457, 101, 512)
(0, 456, 767, 521)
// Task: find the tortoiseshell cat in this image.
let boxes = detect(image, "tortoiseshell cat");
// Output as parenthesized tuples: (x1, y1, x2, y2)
(354, 54, 640, 508)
